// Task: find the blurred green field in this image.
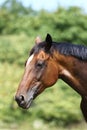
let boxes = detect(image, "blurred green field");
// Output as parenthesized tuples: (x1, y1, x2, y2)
(0, 35, 87, 129)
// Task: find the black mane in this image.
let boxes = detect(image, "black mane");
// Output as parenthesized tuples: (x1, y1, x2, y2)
(52, 42, 87, 60)
(30, 41, 87, 61)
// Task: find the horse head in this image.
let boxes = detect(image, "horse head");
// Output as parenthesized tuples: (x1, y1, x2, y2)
(15, 34, 58, 109)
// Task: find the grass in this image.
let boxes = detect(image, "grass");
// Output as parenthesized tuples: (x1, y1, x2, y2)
(0, 119, 87, 130)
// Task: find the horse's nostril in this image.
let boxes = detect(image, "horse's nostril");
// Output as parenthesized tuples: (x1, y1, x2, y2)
(15, 95, 25, 104)
(19, 95, 24, 101)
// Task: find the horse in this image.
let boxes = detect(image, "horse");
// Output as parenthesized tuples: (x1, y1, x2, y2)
(15, 34, 87, 122)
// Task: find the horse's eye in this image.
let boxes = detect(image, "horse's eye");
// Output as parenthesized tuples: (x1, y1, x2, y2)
(37, 63, 42, 67)
(36, 61, 44, 68)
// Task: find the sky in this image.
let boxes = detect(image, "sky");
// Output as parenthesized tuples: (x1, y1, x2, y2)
(0, 0, 87, 13)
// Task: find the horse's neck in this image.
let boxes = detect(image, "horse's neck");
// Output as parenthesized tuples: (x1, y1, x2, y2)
(55, 53, 87, 95)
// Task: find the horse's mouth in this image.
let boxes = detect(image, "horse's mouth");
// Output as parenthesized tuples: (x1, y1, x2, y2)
(19, 98, 33, 109)
(26, 98, 33, 109)
(24, 84, 44, 109)
(18, 85, 39, 109)
(15, 82, 43, 109)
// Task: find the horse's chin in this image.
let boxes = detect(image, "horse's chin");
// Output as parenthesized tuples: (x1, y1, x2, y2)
(20, 98, 33, 109)
(25, 98, 33, 109)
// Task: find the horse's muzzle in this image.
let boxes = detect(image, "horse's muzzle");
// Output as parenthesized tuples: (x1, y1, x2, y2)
(15, 85, 38, 109)
(15, 94, 33, 109)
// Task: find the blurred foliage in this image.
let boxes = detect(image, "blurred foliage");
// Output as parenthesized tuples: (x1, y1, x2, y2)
(0, 35, 34, 65)
(0, 0, 87, 128)
(0, 1, 87, 65)
(0, 0, 87, 44)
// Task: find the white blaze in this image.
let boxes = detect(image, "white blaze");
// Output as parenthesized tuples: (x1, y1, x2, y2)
(26, 54, 34, 67)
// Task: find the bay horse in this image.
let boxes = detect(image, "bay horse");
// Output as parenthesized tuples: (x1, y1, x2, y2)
(15, 34, 87, 122)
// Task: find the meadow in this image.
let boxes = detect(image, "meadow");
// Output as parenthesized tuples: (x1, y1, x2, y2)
(0, 35, 87, 130)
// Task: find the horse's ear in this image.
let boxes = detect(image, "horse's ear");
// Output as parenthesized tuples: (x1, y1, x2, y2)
(35, 36, 42, 45)
(45, 33, 52, 51)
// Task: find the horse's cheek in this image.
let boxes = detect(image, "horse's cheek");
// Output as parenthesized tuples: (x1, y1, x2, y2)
(42, 67, 58, 87)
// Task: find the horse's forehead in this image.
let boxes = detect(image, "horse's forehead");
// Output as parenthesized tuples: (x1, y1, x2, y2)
(27, 44, 48, 65)
(26, 49, 44, 67)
